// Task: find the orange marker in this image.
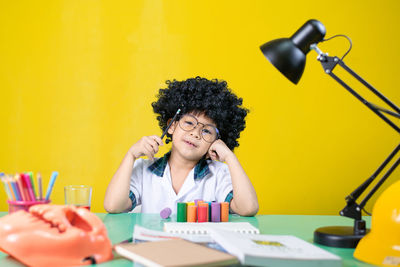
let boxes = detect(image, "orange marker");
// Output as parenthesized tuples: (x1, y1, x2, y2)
(187, 205, 197, 222)
(221, 202, 229, 222)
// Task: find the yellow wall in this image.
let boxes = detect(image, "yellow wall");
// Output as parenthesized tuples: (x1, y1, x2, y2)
(1, 0, 399, 214)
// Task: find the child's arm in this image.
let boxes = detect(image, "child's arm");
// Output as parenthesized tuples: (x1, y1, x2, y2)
(208, 140, 259, 216)
(104, 135, 163, 213)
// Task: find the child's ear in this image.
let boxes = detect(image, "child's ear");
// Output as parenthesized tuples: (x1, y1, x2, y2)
(167, 120, 177, 135)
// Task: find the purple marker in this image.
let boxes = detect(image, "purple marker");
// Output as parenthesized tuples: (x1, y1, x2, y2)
(211, 202, 221, 222)
(160, 207, 172, 219)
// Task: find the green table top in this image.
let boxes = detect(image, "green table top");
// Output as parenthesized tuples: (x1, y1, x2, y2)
(0, 212, 375, 266)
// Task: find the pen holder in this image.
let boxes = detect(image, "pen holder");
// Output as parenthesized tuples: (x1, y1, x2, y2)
(7, 199, 51, 213)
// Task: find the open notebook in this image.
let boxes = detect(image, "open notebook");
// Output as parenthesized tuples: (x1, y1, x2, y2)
(163, 222, 260, 235)
(209, 229, 342, 267)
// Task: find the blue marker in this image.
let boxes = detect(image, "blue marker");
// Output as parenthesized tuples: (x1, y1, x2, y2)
(45, 171, 58, 200)
(11, 180, 21, 201)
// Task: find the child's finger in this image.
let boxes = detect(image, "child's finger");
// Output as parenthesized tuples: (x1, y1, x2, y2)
(152, 135, 163, 146)
(145, 137, 160, 154)
(152, 143, 159, 154)
(143, 147, 154, 160)
(210, 151, 218, 161)
(149, 141, 159, 154)
(149, 139, 160, 154)
(208, 144, 216, 156)
(145, 143, 156, 156)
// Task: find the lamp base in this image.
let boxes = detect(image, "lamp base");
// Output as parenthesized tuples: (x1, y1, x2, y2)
(314, 226, 369, 248)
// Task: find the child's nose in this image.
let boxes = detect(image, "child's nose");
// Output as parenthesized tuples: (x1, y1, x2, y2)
(189, 126, 202, 139)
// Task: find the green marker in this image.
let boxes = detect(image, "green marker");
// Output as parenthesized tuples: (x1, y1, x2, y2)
(28, 171, 37, 200)
(177, 202, 187, 222)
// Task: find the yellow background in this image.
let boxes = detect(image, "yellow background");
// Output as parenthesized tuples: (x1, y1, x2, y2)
(1, 0, 399, 214)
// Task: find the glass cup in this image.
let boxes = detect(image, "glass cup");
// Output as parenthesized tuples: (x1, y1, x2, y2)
(64, 185, 92, 210)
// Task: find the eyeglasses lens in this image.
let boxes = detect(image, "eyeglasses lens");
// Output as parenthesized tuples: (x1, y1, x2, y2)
(179, 115, 218, 143)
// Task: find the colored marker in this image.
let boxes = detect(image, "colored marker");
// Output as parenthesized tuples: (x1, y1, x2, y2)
(187, 205, 197, 222)
(177, 202, 187, 222)
(22, 173, 35, 201)
(28, 171, 37, 199)
(207, 202, 212, 222)
(1, 176, 12, 200)
(10, 178, 21, 201)
(198, 202, 209, 222)
(11, 175, 24, 201)
(211, 202, 221, 222)
(221, 202, 229, 222)
(45, 171, 58, 200)
(37, 172, 43, 200)
(5, 177, 16, 201)
(197, 205, 208, 223)
(15, 174, 26, 201)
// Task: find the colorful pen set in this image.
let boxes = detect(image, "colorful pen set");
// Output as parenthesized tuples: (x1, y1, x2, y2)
(176, 200, 229, 223)
(0, 172, 58, 202)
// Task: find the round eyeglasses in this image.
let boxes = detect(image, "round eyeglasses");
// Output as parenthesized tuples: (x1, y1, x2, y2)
(178, 114, 220, 143)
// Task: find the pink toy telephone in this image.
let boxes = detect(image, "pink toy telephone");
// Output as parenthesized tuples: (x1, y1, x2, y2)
(0, 204, 113, 266)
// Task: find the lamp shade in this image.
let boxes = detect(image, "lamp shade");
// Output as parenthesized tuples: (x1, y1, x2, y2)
(260, 19, 326, 84)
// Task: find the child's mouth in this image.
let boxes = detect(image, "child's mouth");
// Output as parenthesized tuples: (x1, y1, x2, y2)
(184, 140, 197, 148)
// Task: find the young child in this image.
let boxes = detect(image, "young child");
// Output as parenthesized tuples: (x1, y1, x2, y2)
(104, 77, 258, 216)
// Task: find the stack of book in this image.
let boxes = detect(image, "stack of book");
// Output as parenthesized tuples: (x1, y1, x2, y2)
(114, 222, 342, 267)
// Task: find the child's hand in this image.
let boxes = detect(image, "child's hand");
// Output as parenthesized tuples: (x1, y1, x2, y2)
(208, 139, 235, 162)
(128, 135, 163, 160)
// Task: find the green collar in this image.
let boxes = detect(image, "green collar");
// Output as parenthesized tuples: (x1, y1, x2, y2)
(147, 151, 210, 180)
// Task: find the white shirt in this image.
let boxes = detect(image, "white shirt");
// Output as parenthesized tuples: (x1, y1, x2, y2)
(129, 156, 233, 214)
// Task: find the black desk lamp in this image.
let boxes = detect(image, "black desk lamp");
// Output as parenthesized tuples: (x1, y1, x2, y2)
(260, 19, 400, 248)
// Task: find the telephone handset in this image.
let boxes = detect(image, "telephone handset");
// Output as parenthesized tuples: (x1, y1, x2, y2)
(0, 204, 113, 266)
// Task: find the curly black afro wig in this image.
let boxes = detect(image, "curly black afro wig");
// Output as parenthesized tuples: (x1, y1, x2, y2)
(152, 77, 249, 150)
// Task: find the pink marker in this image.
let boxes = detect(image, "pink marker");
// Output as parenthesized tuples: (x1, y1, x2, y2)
(22, 174, 36, 201)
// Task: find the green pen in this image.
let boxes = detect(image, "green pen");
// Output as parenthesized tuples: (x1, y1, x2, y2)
(28, 171, 37, 200)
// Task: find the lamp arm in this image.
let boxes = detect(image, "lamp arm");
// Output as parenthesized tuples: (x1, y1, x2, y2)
(370, 103, 400, 119)
(358, 148, 400, 208)
(317, 55, 400, 133)
(338, 59, 400, 114)
(311, 47, 400, 221)
(340, 143, 400, 220)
